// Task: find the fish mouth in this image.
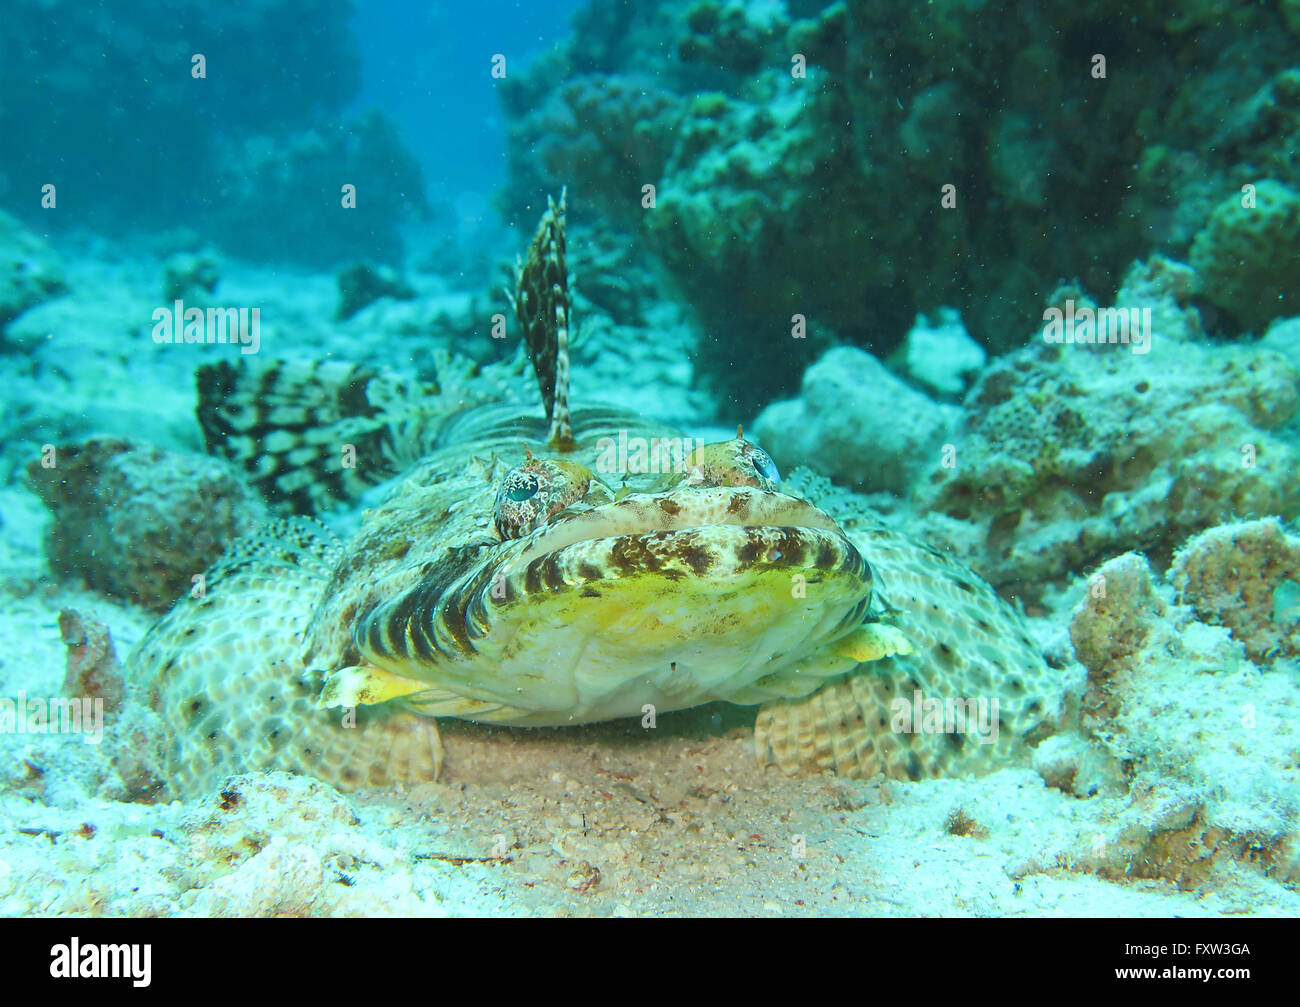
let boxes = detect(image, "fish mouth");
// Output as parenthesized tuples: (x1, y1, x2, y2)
(355, 485, 876, 724)
(477, 483, 873, 650)
(433, 485, 874, 633)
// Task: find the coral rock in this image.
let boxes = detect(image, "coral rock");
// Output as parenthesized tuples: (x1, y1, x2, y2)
(58, 609, 124, 716)
(901, 308, 986, 398)
(1190, 181, 1300, 331)
(1069, 553, 1166, 679)
(752, 346, 956, 494)
(1169, 518, 1300, 662)
(27, 438, 267, 610)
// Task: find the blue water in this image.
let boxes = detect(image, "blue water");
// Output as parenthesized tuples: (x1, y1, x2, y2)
(351, 1, 586, 193)
(351, 0, 587, 240)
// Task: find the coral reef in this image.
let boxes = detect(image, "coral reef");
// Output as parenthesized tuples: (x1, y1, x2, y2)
(26, 438, 266, 610)
(503, 76, 680, 231)
(501, 0, 1300, 407)
(209, 109, 428, 268)
(1190, 181, 1300, 331)
(1135, 64, 1300, 252)
(912, 260, 1300, 593)
(755, 256, 1300, 583)
(677, 1, 785, 74)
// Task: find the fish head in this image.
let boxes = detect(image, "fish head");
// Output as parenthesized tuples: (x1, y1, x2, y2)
(353, 436, 877, 724)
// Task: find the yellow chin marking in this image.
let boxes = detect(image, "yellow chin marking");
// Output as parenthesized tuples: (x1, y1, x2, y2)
(830, 624, 914, 662)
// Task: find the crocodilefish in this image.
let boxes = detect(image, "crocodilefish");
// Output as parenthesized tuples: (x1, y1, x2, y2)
(127, 192, 1061, 797)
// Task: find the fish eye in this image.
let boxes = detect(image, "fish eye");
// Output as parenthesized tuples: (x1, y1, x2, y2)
(750, 447, 781, 486)
(505, 474, 540, 502)
(494, 458, 596, 539)
(681, 439, 782, 492)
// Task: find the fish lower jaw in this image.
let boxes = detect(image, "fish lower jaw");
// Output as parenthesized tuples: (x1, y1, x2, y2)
(409, 580, 872, 727)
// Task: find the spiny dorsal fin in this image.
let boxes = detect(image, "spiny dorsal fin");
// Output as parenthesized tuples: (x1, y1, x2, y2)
(512, 188, 575, 452)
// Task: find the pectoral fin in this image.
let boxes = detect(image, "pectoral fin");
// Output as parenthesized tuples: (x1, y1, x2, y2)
(318, 663, 430, 709)
(830, 623, 914, 662)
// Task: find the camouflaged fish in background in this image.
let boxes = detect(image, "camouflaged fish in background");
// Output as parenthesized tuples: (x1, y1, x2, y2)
(128, 192, 1061, 797)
